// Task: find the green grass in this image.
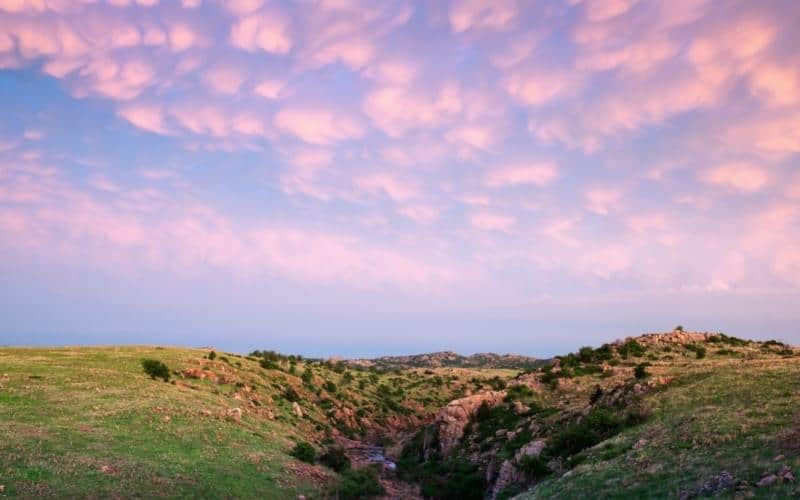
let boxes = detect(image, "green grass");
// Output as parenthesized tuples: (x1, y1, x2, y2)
(521, 356, 800, 499)
(0, 345, 506, 498)
(0, 346, 323, 498)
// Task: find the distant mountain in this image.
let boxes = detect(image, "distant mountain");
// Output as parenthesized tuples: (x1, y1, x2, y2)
(348, 350, 548, 370)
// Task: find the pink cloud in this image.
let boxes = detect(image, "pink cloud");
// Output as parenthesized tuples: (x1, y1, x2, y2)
(118, 105, 169, 134)
(169, 23, 200, 52)
(274, 107, 363, 144)
(355, 172, 418, 202)
(254, 79, 286, 99)
(0, 160, 455, 291)
(504, 69, 576, 107)
(397, 204, 440, 225)
(229, 11, 292, 54)
(485, 162, 557, 188)
(749, 62, 800, 106)
(445, 124, 497, 153)
(582, 0, 639, 22)
(202, 64, 248, 94)
(701, 163, 770, 193)
(583, 187, 622, 215)
(449, 0, 518, 33)
(363, 84, 462, 137)
(470, 211, 515, 232)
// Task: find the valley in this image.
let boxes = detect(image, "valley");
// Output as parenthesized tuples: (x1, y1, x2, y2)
(2, 330, 800, 498)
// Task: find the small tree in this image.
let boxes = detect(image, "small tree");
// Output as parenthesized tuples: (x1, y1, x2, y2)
(589, 384, 604, 404)
(208, 350, 217, 360)
(320, 445, 351, 472)
(141, 359, 170, 382)
(674, 325, 684, 332)
(634, 362, 650, 379)
(284, 386, 301, 402)
(291, 442, 316, 463)
(324, 380, 337, 393)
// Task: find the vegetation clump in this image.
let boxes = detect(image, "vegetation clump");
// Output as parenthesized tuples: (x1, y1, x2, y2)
(686, 343, 707, 359)
(283, 386, 301, 402)
(618, 339, 646, 359)
(634, 362, 650, 379)
(290, 442, 316, 463)
(319, 445, 351, 472)
(333, 466, 385, 499)
(141, 359, 170, 382)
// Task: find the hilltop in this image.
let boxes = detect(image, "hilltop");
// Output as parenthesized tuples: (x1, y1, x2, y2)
(1, 330, 800, 499)
(348, 351, 546, 371)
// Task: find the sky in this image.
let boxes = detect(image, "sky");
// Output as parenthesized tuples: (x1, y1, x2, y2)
(0, 0, 799, 357)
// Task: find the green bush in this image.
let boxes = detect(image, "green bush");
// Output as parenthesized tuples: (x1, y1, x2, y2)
(706, 333, 748, 346)
(284, 386, 301, 402)
(685, 343, 706, 359)
(324, 380, 337, 393)
(504, 384, 534, 402)
(320, 445, 351, 472)
(291, 442, 316, 463)
(419, 458, 485, 500)
(517, 454, 550, 480)
(487, 376, 507, 390)
(141, 359, 170, 382)
(634, 362, 650, 379)
(589, 384, 603, 404)
(335, 466, 385, 499)
(618, 340, 646, 359)
(546, 408, 623, 458)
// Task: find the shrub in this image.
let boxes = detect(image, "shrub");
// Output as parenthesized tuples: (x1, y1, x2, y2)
(335, 466, 385, 499)
(487, 376, 507, 391)
(320, 445, 351, 472)
(284, 386, 301, 402)
(634, 363, 650, 379)
(674, 325, 684, 332)
(419, 458, 485, 500)
(260, 358, 280, 370)
(301, 369, 314, 385)
(291, 442, 316, 463)
(141, 359, 170, 382)
(686, 344, 706, 359)
(618, 340, 646, 359)
(517, 454, 550, 480)
(324, 380, 337, 393)
(208, 350, 217, 360)
(589, 384, 604, 404)
(707, 333, 748, 346)
(546, 408, 623, 458)
(504, 384, 535, 402)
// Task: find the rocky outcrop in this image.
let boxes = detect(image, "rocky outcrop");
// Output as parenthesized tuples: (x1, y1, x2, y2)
(490, 439, 547, 499)
(433, 391, 507, 454)
(630, 331, 715, 346)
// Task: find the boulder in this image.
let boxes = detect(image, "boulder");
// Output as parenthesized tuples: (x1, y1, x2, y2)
(756, 474, 778, 487)
(226, 407, 242, 422)
(433, 390, 506, 454)
(515, 439, 546, 461)
(491, 459, 524, 499)
(292, 402, 304, 418)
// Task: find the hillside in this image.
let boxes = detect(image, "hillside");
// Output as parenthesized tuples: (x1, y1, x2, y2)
(0, 346, 511, 498)
(349, 351, 545, 371)
(2, 331, 800, 499)
(397, 331, 800, 499)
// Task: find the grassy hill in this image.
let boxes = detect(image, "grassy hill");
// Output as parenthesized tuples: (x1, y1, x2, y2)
(2, 332, 800, 499)
(0, 345, 509, 498)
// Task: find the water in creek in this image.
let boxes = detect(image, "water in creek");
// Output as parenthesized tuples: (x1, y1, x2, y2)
(365, 446, 397, 471)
